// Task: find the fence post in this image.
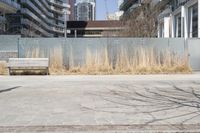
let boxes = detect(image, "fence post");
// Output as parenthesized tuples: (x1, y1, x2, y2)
(168, 38, 170, 48)
(184, 38, 189, 63)
(17, 37, 19, 58)
(141, 38, 144, 46)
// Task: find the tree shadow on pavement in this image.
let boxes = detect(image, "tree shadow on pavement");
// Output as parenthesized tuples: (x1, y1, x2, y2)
(0, 86, 21, 94)
(82, 81, 200, 127)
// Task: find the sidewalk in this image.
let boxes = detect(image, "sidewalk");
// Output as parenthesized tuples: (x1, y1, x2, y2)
(0, 75, 200, 132)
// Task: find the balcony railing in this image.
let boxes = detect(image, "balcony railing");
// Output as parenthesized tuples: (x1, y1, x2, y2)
(50, 6, 63, 14)
(0, 0, 20, 10)
(34, 0, 54, 17)
(172, 0, 190, 11)
(48, 0, 70, 9)
(53, 27, 64, 33)
(21, 19, 53, 37)
(120, 0, 141, 11)
(49, 0, 63, 7)
(21, 8, 52, 32)
(158, 5, 172, 19)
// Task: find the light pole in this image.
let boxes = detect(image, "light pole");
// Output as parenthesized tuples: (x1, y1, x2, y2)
(64, 9, 67, 38)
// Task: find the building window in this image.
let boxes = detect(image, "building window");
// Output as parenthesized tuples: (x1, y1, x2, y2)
(175, 13, 182, 37)
(188, 4, 198, 38)
(159, 22, 164, 38)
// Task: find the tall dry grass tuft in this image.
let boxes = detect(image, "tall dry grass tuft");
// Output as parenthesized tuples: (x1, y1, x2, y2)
(80, 48, 113, 74)
(70, 46, 191, 75)
(25, 45, 191, 75)
(100, 48, 113, 72)
(25, 47, 40, 58)
(49, 46, 64, 73)
(0, 61, 7, 75)
(115, 47, 131, 73)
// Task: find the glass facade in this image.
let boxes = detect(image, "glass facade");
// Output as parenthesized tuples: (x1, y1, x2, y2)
(188, 4, 198, 38)
(1, 0, 70, 37)
(171, 0, 190, 11)
(175, 13, 182, 37)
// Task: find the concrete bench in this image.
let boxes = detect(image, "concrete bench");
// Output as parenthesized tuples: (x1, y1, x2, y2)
(8, 58, 49, 75)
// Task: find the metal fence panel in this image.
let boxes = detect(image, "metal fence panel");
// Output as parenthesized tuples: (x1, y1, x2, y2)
(0, 36, 193, 70)
(169, 38, 186, 55)
(0, 35, 20, 61)
(0, 35, 20, 52)
(18, 37, 186, 68)
(188, 38, 200, 71)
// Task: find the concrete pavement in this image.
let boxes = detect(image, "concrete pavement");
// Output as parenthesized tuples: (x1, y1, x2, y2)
(0, 74, 200, 132)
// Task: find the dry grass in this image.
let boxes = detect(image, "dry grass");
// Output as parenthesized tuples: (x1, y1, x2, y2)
(81, 48, 113, 74)
(25, 46, 192, 75)
(0, 61, 7, 75)
(49, 46, 64, 74)
(26, 47, 40, 58)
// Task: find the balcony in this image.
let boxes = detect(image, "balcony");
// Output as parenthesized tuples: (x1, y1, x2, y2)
(21, 19, 53, 37)
(120, 0, 140, 11)
(63, 3, 70, 8)
(172, 0, 190, 11)
(48, 0, 67, 8)
(52, 22, 65, 28)
(151, 0, 169, 6)
(21, 8, 52, 32)
(53, 27, 64, 33)
(0, 0, 20, 13)
(34, 0, 54, 18)
(158, 5, 172, 19)
(21, 0, 55, 26)
(50, 6, 63, 14)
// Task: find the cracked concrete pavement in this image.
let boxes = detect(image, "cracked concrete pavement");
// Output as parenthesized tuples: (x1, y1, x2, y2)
(0, 74, 200, 132)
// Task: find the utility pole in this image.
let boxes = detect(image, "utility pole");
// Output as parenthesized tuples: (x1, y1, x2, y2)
(64, 9, 67, 38)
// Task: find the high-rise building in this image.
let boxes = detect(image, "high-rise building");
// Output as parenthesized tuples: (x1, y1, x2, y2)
(75, 0, 96, 21)
(4, 0, 70, 37)
(69, 0, 76, 20)
(0, 0, 20, 33)
(120, 0, 151, 16)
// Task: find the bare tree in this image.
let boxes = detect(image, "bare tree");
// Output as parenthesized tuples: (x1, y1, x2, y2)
(119, 0, 165, 37)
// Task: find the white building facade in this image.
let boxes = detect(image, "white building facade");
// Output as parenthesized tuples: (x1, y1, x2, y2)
(158, 0, 200, 38)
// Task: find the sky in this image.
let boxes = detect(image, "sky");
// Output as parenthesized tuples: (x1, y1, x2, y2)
(96, 0, 118, 20)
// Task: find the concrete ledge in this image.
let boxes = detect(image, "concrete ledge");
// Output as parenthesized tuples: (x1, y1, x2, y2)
(0, 124, 200, 132)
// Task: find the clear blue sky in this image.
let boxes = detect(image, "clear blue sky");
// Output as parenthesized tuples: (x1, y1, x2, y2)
(96, 0, 118, 20)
